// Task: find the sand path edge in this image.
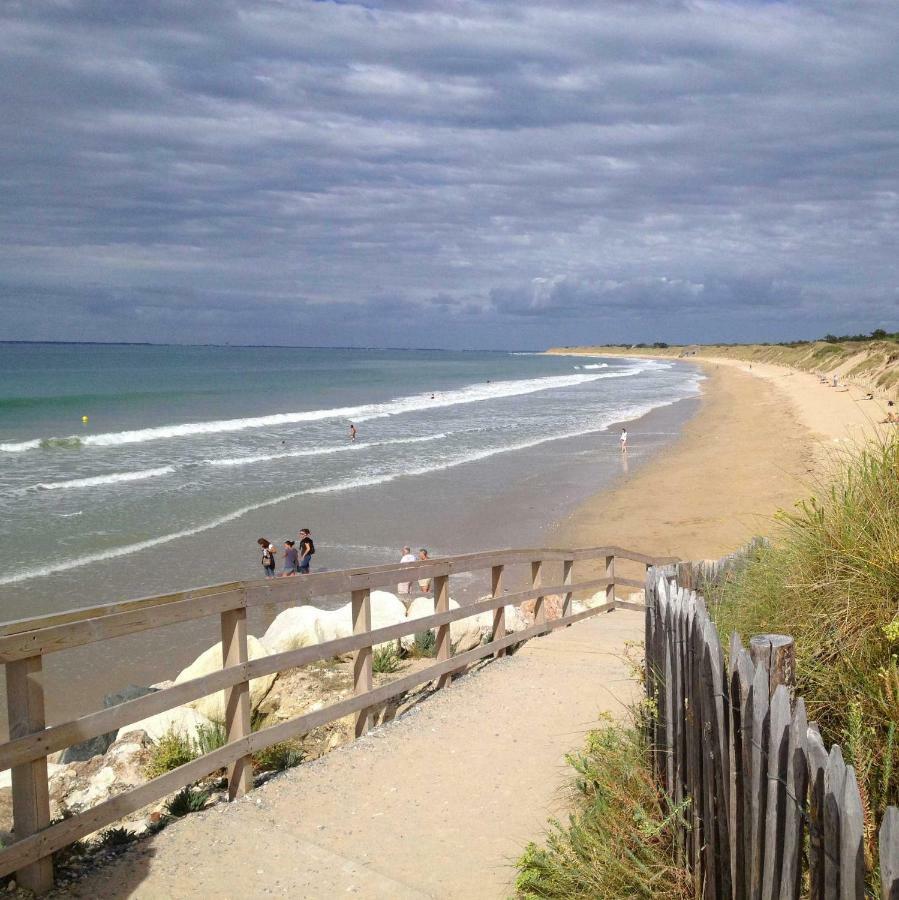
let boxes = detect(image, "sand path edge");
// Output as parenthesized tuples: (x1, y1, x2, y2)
(58, 609, 643, 899)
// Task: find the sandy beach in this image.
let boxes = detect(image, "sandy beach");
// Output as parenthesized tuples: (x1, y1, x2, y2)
(553, 355, 891, 562)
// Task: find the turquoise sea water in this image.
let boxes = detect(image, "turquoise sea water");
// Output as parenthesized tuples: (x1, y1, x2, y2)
(0, 342, 702, 722)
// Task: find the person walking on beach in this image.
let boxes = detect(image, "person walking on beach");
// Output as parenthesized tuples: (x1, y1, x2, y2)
(417, 548, 432, 593)
(398, 546, 417, 596)
(619, 428, 628, 453)
(297, 528, 315, 574)
(349, 423, 357, 442)
(281, 540, 299, 576)
(257, 538, 276, 578)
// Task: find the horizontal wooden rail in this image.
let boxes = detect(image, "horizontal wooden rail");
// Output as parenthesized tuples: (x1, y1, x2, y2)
(0, 599, 617, 878)
(0, 544, 666, 890)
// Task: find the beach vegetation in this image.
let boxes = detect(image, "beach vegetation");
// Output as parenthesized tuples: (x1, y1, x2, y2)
(408, 629, 437, 658)
(252, 739, 305, 773)
(164, 784, 211, 818)
(97, 827, 135, 849)
(194, 720, 227, 756)
(515, 716, 692, 899)
(373, 644, 402, 673)
(145, 728, 196, 778)
(708, 435, 899, 867)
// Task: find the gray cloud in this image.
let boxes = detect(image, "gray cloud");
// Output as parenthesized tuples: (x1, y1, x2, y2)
(1, 0, 897, 348)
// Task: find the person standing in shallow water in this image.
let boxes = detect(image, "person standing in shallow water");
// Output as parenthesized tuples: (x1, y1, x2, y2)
(349, 423, 357, 442)
(398, 545, 417, 596)
(257, 538, 276, 578)
(297, 528, 315, 574)
(619, 428, 628, 453)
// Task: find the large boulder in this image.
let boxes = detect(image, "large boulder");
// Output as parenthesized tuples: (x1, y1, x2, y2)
(370, 590, 407, 652)
(402, 595, 436, 650)
(448, 599, 483, 654)
(118, 705, 214, 744)
(314, 604, 353, 645)
(262, 606, 321, 655)
(174, 636, 277, 722)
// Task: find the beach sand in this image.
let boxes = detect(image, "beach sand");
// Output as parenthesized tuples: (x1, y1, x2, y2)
(553, 356, 889, 563)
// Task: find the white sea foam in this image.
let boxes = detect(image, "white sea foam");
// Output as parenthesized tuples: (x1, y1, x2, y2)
(207, 433, 447, 469)
(581, 363, 609, 370)
(0, 371, 640, 453)
(31, 466, 176, 492)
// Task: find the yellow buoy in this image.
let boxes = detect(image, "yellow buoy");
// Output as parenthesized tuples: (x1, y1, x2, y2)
(81, 415, 89, 424)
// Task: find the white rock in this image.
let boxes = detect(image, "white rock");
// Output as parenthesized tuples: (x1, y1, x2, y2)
(174, 635, 277, 722)
(503, 604, 529, 632)
(448, 599, 482, 653)
(262, 606, 321, 655)
(370, 590, 407, 651)
(402, 595, 436, 650)
(0, 763, 65, 791)
(119, 705, 214, 743)
(314, 604, 353, 646)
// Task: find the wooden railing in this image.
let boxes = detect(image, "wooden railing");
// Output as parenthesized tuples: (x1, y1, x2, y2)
(645, 558, 899, 899)
(0, 545, 673, 892)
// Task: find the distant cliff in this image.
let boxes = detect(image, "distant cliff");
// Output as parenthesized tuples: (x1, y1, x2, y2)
(548, 340, 899, 400)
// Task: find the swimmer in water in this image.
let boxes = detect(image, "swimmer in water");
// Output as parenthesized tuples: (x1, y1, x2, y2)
(349, 423, 357, 442)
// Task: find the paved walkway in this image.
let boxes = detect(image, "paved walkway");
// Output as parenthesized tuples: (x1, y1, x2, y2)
(63, 609, 643, 899)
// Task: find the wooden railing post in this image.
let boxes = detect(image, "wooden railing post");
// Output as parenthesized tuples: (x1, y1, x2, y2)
(351, 588, 372, 737)
(605, 554, 615, 606)
(6, 655, 53, 893)
(561, 558, 574, 619)
(220, 604, 252, 800)
(434, 575, 451, 688)
(490, 565, 506, 658)
(532, 560, 546, 633)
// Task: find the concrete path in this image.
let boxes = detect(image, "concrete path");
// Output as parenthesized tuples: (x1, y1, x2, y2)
(62, 609, 643, 899)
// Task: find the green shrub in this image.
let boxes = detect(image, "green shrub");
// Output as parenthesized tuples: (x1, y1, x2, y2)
(253, 739, 305, 773)
(194, 720, 227, 756)
(515, 718, 692, 898)
(409, 630, 436, 658)
(709, 435, 899, 863)
(145, 728, 196, 779)
(373, 644, 401, 673)
(98, 827, 135, 848)
(165, 785, 211, 818)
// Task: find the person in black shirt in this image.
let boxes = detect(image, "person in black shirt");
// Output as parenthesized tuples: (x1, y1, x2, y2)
(297, 528, 315, 574)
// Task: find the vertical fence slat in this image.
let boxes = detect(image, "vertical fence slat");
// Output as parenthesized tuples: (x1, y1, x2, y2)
(490, 564, 506, 658)
(605, 554, 615, 605)
(433, 574, 451, 688)
(779, 697, 808, 900)
(221, 605, 253, 800)
(351, 587, 372, 737)
(561, 558, 573, 619)
(687, 592, 704, 896)
(762, 684, 791, 899)
(807, 725, 829, 899)
(840, 767, 865, 900)
(5, 655, 54, 894)
(749, 661, 770, 900)
(824, 745, 848, 900)
(732, 647, 755, 900)
(531, 561, 546, 634)
(880, 807, 899, 900)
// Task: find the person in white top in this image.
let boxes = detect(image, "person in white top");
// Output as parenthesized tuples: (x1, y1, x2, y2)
(397, 546, 417, 595)
(619, 428, 628, 453)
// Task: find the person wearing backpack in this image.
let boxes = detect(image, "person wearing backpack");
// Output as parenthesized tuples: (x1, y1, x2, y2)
(297, 528, 315, 574)
(257, 537, 277, 578)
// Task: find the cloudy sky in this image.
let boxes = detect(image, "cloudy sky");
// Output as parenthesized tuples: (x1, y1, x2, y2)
(1, 1, 897, 349)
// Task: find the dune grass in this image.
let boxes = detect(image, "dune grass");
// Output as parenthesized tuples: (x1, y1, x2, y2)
(515, 717, 692, 899)
(708, 435, 899, 860)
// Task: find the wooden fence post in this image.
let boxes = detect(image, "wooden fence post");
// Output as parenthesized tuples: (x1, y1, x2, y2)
(434, 575, 451, 687)
(561, 558, 574, 619)
(351, 587, 372, 737)
(531, 561, 546, 633)
(880, 807, 899, 900)
(490, 565, 506, 658)
(749, 634, 795, 697)
(605, 554, 615, 605)
(5, 655, 53, 894)
(220, 605, 253, 800)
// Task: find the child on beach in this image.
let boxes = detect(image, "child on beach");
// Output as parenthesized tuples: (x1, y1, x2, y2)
(417, 548, 431, 593)
(257, 538, 276, 578)
(398, 546, 417, 595)
(281, 540, 299, 576)
(297, 528, 315, 574)
(619, 428, 628, 453)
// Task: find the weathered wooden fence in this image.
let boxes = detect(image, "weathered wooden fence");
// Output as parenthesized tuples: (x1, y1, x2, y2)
(0, 544, 669, 893)
(645, 561, 899, 899)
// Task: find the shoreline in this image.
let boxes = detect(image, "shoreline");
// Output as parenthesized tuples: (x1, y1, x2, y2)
(550, 356, 847, 562)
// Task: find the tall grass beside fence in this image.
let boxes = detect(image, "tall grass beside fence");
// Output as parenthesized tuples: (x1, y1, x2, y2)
(709, 435, 899, 857)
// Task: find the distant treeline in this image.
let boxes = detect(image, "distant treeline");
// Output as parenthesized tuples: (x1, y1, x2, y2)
(562, 329, 897, 351)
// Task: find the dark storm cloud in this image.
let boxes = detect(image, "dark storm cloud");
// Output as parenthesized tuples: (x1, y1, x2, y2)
(1, 0, 897, 348)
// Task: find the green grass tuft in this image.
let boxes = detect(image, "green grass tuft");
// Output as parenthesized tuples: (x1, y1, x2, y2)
(373, 644, 402, 673)
(408, 630, 437, 658)
(145, 727, 197, 779)
(252, 739, 305, 773)
(515, 718, 692, 899)
(164, 784, 211, 818)
(98, 827, 135, 848)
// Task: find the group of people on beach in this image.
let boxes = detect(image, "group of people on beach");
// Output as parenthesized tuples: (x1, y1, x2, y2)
(398, 546, 431, 595)
(257, 529, 315, 578)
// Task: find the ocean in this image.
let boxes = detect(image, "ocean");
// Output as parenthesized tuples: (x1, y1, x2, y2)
(0, 343, 701, 723)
